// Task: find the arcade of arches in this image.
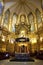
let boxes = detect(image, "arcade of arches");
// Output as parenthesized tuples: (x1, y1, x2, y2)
(0, 0, 43, 54)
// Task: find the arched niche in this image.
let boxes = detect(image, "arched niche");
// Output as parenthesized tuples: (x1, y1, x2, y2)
(28, 12, 35, 32)
(3, 9, 10, 29)
(12, 13, 18, 32)
(35, 9, 42, 28)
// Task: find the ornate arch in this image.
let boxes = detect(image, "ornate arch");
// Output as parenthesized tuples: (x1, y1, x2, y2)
(15, 23, 31, 35)
(12, 13, 18, 32)
(35, 8, 42, 28)
(28, 12, 35, 32)
(3, 9, 10, 29)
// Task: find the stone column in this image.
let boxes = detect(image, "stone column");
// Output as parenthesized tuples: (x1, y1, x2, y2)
(37, 35, 40, 52)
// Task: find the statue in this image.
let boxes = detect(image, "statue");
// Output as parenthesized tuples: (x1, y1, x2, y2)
(20, 15, 26, 23)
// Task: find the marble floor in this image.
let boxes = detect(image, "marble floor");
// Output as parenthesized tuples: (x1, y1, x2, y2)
(0, 59, 43, 65)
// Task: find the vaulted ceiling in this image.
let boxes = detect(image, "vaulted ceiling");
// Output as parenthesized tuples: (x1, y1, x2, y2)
(3, 0, 41, 3)
(3, 0, 42, 14)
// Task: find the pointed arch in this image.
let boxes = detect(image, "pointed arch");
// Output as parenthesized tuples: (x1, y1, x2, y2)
(3, 9, 10, 29)
(35, 8, 42, 28)
(12, 13, 18, 32)
(28, 12, 35, 32)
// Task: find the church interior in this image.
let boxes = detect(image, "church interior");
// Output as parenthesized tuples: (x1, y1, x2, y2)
(0, 0, 43, 55)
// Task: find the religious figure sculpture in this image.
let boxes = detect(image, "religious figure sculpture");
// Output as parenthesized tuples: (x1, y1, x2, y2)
(20, 15, 26, 23)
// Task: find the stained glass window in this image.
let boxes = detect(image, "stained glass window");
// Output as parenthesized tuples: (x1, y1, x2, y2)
(12, 13, 17, 32)
(3, 10, 10, 29)
(28, 13, 35, 32)
(36, 9, 42, 28)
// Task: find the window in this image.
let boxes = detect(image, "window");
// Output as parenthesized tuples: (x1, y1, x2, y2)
(3, 10, 10, 29)
(12, 13, 17, 32)
(36, 9, 42, 28)
(0, 2, 3, 15)
(28, 13, 35, 32)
